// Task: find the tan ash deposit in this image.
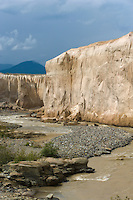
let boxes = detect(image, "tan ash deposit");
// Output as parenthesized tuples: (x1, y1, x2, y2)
(1, 32, 133, 126)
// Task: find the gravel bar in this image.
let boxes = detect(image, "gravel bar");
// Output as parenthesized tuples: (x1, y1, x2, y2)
(51, 125, 133, 159)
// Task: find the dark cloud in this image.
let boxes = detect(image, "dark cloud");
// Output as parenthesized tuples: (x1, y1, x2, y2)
(0, 0, 133, 65)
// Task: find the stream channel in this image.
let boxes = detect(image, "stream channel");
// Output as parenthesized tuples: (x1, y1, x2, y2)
(0, 110, 133, 200)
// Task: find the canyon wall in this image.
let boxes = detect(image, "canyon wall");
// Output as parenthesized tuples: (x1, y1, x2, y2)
(0, 74, 45, 108)
(1, 32, 133, 126)
(43, 32, 133, 126)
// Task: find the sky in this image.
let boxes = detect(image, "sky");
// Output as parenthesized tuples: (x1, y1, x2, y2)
(0, 0, 133, 67)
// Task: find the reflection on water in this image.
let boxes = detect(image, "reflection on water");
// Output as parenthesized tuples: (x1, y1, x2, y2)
(72, 174, 111, 182)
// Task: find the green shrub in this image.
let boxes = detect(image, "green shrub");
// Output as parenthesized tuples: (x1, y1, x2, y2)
(26, 151, 40, 161)
(40, 142, 59, 158)
(32, 143, 42, 148)
(25, 141, 41, 148)
(0, 145, 14, 165)
(0, 144, 41, 165)
(25, 142, 30, 146)
(14, 149, 27, 162)
(14, 149, 40, 162)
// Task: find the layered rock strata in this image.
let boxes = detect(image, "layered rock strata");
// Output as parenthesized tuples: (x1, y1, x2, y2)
(43, 32, 133, 126)
(0, 74, 45, 108)
(7, 157, 94, 186)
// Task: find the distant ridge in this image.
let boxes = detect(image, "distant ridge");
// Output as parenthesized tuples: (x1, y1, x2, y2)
(0, 64, 13, 71)
(1, 61, 46, 74)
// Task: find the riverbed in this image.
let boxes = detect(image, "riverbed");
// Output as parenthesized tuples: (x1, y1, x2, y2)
(0, 110, 133, 200)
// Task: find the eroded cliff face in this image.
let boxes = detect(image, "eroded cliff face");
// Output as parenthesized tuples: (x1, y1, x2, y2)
(43, 32, 133, 126)
(1, 33, 133, 126)
(0, 74, 45, 108)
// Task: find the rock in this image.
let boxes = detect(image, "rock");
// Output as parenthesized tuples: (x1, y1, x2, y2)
(62, 167, 74, 176)
(46, 194, 54, 199)
(94, 123, 99, 126)
(71, 157, 88, 165)
(41, 117, 58, 123)
(30, 113, 37, 117)
(63, 157, 88, 172)
(63, 121, 79, 126)
(36, 111, 43, 118)
(86, 167, 95, 173)
(9, 161, 52, 186)
(22, 189, 36, 197)
(116, 155, 126, 160)
(45, 157, 65, 166)
(46, 194, 60, 200)
(8, 158, 94, 187)
(46, 176, 59, 186)
(3, 181, 12, 187)
(70, 158, 89, 173)
(0, 173, 6, 179)
(9, 171, 23, 179)
(15, 177, 32, 187)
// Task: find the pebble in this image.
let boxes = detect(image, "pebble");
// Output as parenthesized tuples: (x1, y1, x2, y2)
(51, 125, 132, 159)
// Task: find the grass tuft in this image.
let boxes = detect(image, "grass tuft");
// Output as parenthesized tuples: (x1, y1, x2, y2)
(0, 144, 14, 165)
(14, 149, 40, 162)
(40, 142, 59, 158)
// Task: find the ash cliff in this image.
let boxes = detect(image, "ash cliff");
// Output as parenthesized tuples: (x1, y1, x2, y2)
(1, 32, 133, 126)
(0, 74, 45, 108)
(43, 32, 133, 126)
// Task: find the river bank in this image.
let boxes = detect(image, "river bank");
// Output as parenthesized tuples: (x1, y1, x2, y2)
(0, 109, 133, 199)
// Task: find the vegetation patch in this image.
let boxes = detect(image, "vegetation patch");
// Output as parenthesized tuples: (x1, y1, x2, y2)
(40, 142, 59, 158)
(25, 141, 42, 148)
(14, 149, 40, 162)
(0, 144, 40, 165)
(0, 144, 14, 165)
(0, 121, 21, 138)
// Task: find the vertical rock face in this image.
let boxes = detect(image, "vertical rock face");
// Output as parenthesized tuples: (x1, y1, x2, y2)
(0, 74, 45, 108)
(44, 32, 133, 126)
(1, 33, 133, 126)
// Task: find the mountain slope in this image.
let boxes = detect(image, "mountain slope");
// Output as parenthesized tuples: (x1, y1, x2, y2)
(1, 61, 46, 74)
(0, 64, 13, 71)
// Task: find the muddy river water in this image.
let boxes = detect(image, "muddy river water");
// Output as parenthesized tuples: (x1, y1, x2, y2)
(0, 111, 133, 200)
(34, 142, 133, 200)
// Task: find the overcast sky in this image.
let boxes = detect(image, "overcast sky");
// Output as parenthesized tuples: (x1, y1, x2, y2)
(0, 0, 133, 66)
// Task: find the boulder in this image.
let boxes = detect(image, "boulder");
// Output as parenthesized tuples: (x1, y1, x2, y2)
(45, 157, 65, 166)
(8, 157, 94, 186)
(22, 189, 36, 197)
(41, 116, 58, 123)
(46, 176, 60, 186)
(46, 194, 54, 199)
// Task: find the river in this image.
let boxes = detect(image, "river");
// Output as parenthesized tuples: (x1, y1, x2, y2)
(0, 110, 133, 200)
